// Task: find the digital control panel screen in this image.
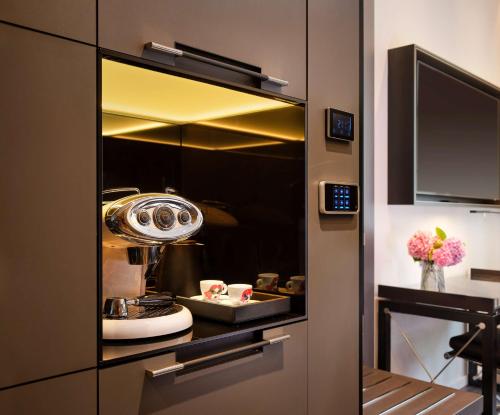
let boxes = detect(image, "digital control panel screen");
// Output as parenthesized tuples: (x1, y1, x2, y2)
(319, 182, 358, 215)
(326, 108, 354, 141)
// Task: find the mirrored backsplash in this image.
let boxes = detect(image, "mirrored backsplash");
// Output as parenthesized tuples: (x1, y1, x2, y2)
(102, 107, 305, 299)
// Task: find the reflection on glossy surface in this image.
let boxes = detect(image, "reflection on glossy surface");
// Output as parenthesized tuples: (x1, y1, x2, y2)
(101, 105, 304, 151)
(197, 106, 305, 142)
(102, 113, 168, 136)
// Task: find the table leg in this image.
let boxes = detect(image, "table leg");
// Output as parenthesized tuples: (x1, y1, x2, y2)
(468, 360, 478, 386)
(378, 300, 391, 371)
(481, 317, 496, 415)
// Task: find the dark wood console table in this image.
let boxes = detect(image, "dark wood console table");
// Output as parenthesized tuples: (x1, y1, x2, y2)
(378, 278, 500, 414)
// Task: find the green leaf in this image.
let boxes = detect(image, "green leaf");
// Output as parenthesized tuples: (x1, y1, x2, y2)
(436, 227, 447, 240)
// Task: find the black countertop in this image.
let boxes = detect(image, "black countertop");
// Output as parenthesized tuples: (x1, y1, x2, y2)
(100, 312, 305, 367)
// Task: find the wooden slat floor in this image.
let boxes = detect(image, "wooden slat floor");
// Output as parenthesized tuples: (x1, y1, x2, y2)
(362, 367, 483, 415)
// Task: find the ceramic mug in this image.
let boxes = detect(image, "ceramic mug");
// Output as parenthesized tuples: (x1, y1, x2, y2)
(200, 280, 228, 301)
(286, 275, 305, 294)
(256, 273, 279, 291)
(228, 284, 253, 305)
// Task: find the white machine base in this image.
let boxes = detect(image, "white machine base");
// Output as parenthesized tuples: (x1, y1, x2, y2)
(103, 305, 193, 340)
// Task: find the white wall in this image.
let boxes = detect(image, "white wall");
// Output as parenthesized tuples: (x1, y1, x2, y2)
(374, 0, 500, 387)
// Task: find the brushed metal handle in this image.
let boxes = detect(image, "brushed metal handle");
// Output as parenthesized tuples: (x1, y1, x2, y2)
(145, 334, 291, 378)
(144, 42, 288, 87)
(268, 334, 291, 344)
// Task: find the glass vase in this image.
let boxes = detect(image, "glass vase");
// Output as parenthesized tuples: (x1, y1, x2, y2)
(420, 261, 445, 292)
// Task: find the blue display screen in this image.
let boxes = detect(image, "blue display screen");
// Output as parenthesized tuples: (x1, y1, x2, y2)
(325, 183, 358, 212)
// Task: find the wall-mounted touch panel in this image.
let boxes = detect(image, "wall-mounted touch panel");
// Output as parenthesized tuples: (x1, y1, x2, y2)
(319, 181, 359, 214)
(326, 108, 354, 141)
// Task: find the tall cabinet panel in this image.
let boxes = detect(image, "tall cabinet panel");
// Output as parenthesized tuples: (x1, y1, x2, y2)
(307, 0, 360, 413)
(0, 23, 97, 389)
(98, 0, 306, 100)
(0, 370, 97, 415)
(0, 0, 96, 44)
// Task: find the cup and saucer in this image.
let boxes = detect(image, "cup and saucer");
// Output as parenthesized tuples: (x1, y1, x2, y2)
(191, 280, 254, 307)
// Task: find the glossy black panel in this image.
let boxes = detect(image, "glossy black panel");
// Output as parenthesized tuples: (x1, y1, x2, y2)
(417, 62, 499, 200)
(103, 123, 305, 282)
(103, 104, 305, 309)
(103, 134, 181, 194)
(180, 132, 305, 286)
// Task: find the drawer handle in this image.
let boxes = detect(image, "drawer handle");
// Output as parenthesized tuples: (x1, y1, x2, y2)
(144, 42, 289, 87)
(145, 334, 291, 378)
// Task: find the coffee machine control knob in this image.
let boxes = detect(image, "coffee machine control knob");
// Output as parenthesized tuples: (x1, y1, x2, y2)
(178, 209, 192, 225)
(154, 205, 176, 230)
(137, 210, 151, 226)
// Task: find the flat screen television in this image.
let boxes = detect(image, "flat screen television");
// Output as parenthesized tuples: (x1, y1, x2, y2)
(417, 62, 500, 201)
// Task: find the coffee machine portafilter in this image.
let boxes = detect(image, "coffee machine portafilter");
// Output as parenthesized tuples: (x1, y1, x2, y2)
(102, 189, 203, 340)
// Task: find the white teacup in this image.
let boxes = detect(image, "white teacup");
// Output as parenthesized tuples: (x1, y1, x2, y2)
(286, 275, 305, 294)
(200, 280, 228, 301)
(228, 284, 253, 305)
(256, 273, 279, 291)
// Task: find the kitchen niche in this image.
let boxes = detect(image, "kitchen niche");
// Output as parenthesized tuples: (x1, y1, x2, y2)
(99, 55, 307, 362)
(101, 57, 306, 292)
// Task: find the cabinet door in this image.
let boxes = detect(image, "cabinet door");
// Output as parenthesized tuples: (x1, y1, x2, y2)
(100, 322, 307, 415)
(0, 0, 96, 44)
(0, 369, 97, 415)
(0, 23, 97, 389)
(307, 0, 360, 413)
(98, 0, 306, 100)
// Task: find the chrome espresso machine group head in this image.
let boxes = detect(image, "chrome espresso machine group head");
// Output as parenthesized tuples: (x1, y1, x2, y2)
(102, 189, 203, 340)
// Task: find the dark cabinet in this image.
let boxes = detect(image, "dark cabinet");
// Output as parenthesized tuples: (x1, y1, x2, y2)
(388, 44, 500, 205)
(0, 23, 97, 389)
(100, 323, 307, 415)
(0, 370, 97, 415)
(0, 0, 96, 44)
(98, 0, 306, 99)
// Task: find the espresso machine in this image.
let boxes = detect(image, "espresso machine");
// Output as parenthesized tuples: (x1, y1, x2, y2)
(101, 188, 203, 340)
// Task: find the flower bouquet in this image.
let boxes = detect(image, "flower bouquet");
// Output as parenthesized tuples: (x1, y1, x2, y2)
(407, 227, 465, 291)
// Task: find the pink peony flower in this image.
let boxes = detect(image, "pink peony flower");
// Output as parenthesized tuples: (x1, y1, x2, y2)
(432, 246, 453, 267)
(432, 238, 465, 267)
(407, 231, 434, 261)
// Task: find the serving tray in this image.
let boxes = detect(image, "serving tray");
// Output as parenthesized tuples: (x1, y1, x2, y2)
(176, 292, 291, 324)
